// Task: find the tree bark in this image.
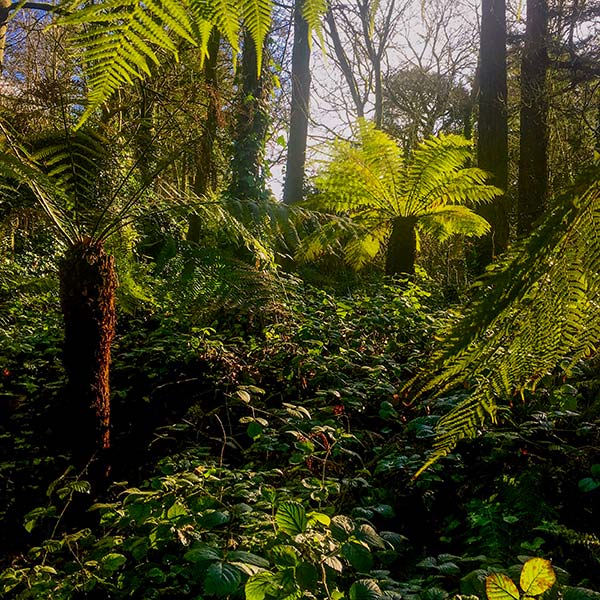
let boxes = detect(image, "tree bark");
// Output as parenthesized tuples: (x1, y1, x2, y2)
(59, 239, 117, 471)
(283, 0, 311, 205)
(518, 0, 548, 236)
(386, 216, 417, 276)
(188, 30, 221, 243)
(475, 0, 510, 268)
(0, 0, 11, 72)
(194, 29, 221, 199)
(229, 31, 270, 202)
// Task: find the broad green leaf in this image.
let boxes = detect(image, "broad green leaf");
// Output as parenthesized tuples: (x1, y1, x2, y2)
(296, 561, 319, 590)
(307, 511, 331, 527)
(247, 421, 263, 439)
(349, 578, 383, 600)
(563, 587, 600, 600)
(520, 558, 556, 595)
(100, 553, 127, 573)
(485, 573, 520, 600)
(246, 571, 278, 600)
(271, 545, 299, 567)
(578, 477, 600, 492)
(342, 542, 373, 572)
(227, 551, 269, 568)
(324, 555, 344, 572)
(184, 546, 221, 563)
(204, 562, 241, 596)
(356, 524, 386, 549)
(167, 501, 187, 518)
(199, 510, 230, 528)
(276, 502, 307, 535)
(330, 515, 354, 541)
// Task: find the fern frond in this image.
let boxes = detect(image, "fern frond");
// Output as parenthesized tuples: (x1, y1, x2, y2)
(342, 220, 389, 269)
(418, 206, 491, 241)
(61, 0, 194, 124)
(0, 140, 78, 244)
(402, 134, 476, 213)
(301, 0, 328, 49)
(61, 0, 273, 124)
(408, 178, 600, 476)
(240, 0, 273, 71)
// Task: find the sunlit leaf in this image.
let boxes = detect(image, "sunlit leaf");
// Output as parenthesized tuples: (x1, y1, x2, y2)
(275, 502, 307, 535)
(520, 558, 556, 595)
(485, 573, 520, 600)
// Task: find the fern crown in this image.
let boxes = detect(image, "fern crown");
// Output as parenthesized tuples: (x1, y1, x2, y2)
(302, 119, 500, 269)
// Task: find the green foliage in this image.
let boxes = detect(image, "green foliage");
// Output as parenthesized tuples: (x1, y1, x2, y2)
(406, 178, 600, 475)
(298, 119, 499, 270)
(59, 0, 275, 124)
(485, 558, 556, 600)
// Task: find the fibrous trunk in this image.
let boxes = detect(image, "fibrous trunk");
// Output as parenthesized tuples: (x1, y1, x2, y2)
(59, 239, 117, 467)
(386, 216, 417, 276)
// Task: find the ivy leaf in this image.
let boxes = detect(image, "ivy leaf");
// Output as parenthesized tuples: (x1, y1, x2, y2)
(349, 578, 383, 599)
(203, 562, 241, 596)
(486, 573, 520, 600)
(520, 558, 556, 595)
(276, 502, 307, 535)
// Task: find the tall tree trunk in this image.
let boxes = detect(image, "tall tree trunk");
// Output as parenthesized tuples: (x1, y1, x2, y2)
(135, 84, 155, 185)
(386, 216, 417, 276)
(0, 0, 9, 72)
(59, 239, 117, 472)
(194, 29, 221, 199)
(189, 30, 221, 243)
(229, 31, 270, 202)
(475, 0, 510, 268)
(283, 0, 312, 205)
(518, 0, 548, 236)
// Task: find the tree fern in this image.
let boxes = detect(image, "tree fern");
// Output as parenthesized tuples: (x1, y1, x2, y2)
(406, 177, 600, 477)
(298, 119, 499, 274)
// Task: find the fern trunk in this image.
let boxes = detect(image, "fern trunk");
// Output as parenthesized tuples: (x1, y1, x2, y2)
(386, 216, 417, 276)
(59, 239, 117, 468)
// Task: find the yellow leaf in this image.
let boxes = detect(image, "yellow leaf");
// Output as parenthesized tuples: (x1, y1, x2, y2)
(486, 573, 520, 600)
(520, 558, 556, 595)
